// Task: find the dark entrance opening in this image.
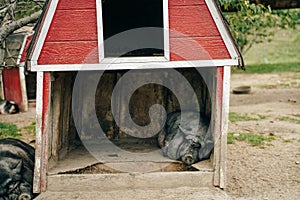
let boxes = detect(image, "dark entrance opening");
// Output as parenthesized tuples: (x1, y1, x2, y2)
(102, 0, 164, 57)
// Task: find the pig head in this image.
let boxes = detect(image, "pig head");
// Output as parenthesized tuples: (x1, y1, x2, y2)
(158, 112, 213, 165)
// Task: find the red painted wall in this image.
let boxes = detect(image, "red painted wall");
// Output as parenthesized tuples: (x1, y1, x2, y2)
(2, 68, 23, 110)
(38, 0, 98, 65)
(169, 1, 230, 60)
(20, 35, 33, 63)
(37, 0, 230, 65)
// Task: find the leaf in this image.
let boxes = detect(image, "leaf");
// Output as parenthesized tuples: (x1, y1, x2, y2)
(219, 0, 300, 54)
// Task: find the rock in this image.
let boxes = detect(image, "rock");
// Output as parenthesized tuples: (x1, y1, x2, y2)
(288, 99, 297, 103)
(233, 133, 240, 137)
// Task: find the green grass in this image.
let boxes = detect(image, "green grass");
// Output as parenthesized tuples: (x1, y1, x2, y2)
(235, 26, 300, 74)
(282, 139, 294, 143)
(292, 32, 300, 43)
(233, 62, 300, 74)
(19, 122, 36, 136)
(244, 27, 300, 65)
(277, 116, 300, 124)
(229, 112, 266, 123)
(0, 122, 36, 139)
(0, 122, 21, 139)
(228, 132, 276, 146)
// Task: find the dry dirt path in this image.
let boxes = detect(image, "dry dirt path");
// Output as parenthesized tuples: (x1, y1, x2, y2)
(227, 72, 300, 199)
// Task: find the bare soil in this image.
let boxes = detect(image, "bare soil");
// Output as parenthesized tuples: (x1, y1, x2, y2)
(0, 72, 299, 199)
(0, 103, 36, 143)
(227, 72, 300, 199)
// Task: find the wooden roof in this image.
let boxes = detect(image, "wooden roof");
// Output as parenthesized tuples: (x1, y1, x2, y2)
(0, 33, 28, 67)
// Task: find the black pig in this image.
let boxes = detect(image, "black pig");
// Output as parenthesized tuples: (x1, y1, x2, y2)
(158, 112, 213, 165)
(0, 138, 35, 200)
(0, 100, 19, 114)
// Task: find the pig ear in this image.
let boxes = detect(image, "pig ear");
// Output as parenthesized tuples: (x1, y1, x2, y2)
(178, 125, 191, 134)
(192, 141, 201, 148)
(9, 159, 22, 174)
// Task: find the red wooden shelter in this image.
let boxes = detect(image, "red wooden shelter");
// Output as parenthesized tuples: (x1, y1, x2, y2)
(0, 33, 33, 111)
(26, 0, 243, 194)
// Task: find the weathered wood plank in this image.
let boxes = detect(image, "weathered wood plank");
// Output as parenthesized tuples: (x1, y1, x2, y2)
(49, 73, 62, 164)
(38, 41, 98, 65)
(58, 73, 74, 159)
(116, 70, 166, 138)
(32, 72, 52, 192)
(49, 72, 74, 163)
(170, 36, 230, 61)
(169, 5, 219, 37)
(33, 72, 43, 193)
(42, 72, 51, 192)
(57, 0, 96, 10)
(47, 10, 97, 42)
(213, 67, 223, 187)
(95, 72, 116, 139)
(47, 172, 213, 192)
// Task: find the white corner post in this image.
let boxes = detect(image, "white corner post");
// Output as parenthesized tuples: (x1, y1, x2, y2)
(220, 66, 231, 188)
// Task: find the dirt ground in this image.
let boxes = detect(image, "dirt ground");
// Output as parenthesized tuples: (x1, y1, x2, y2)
(227, 72, 300, 199)
(1, 72, 299, 199)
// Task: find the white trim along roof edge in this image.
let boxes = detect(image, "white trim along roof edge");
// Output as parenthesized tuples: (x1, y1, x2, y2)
(28, 0, 242, 72)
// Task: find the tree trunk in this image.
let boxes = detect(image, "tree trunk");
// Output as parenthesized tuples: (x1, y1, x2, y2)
(0, 10, 41, 46)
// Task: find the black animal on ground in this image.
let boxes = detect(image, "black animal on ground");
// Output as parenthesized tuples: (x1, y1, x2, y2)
(158, 112, 213, 165)
(0, 138, 35, 200)
(0, 100, 19, 114)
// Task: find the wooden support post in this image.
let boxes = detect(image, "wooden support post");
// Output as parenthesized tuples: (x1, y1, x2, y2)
(213, 67, 223, 187)
(33, 71, 43, 193)
(33, 72, 51, 193)
(19, 66, 28, 111)
(220, 66, 231, 188)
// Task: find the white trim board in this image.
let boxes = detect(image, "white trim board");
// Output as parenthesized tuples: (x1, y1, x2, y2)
(220, 65, 231, 188)
(31, 0, 59, 62)
(96, 0, 104, 62)
(95, 0, 170, 62)
(28, 0, 240, 71)
(18, 33, 32, 111)
(33, 71, 44, 193)
(30, 58, 238, 72)
(17, 34, 30, 65)
(19, 66, 28, 111)
(0, 70, 4, 99)
(163, 0, 170, 61)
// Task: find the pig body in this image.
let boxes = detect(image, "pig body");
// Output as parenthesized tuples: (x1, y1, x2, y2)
(0, 138, 35, 200)
(158, 112, 213, 165)
(0, 100, 19, 114)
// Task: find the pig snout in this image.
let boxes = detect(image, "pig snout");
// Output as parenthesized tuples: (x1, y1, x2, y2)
(19, 193, 32, 200)
(181, 154, 196, 166)
(179, 139, 200, 165)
